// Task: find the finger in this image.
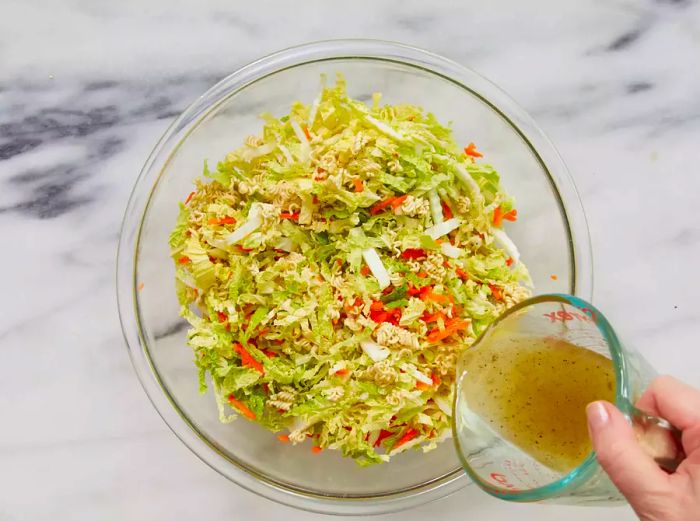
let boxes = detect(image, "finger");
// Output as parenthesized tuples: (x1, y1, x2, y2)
(586, 401, 670, 501)
(636, 375, 700, 431)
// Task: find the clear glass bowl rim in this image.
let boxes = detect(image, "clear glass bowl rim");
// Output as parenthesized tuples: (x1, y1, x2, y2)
(116, 38, 594, 516)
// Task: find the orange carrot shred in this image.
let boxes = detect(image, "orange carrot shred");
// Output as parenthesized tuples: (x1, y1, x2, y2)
(278, 434, 290, 442)
(416, 381, 432, 391)
(280, 212, 300, 220)
(389, 194, 408, 210)
(177, 256, 191, 265)
(489, 284, 504, 301)
(441, 201, 453, 220)
(503, 209, 518, 222)
(506, 257, 514, 267)
(137, 282, 145, 291)
(394, 428, 418, 448)
(208, 216, 236, 225)
(302, 126, 312, 141)
(361, 265, 371, 276)
(311, 446, 323, 454)
(427, 318, 469, 343)
(228, 395, 256, 420)
(464, 142, 483, 158)
(421, 291, 453, 304)
(370, 194, 408, 215)
(353, 179, 364, 192)
(455, 267, 469, 280)
(233, 343, 264, 374)
(184, 191, 196, 204)
(493, 205, 504, 227)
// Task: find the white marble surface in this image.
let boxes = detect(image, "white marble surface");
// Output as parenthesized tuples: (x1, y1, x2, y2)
(2, 0, 700, 519)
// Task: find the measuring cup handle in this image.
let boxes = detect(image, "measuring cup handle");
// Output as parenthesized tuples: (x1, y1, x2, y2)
(630, 406, 686, 472)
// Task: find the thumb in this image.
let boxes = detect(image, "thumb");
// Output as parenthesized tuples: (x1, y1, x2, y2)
(586, 401, 670, 500)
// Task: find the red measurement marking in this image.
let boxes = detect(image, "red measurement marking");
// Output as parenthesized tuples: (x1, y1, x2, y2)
(543, 310, 594, 323)
(490, 472, 518, 490)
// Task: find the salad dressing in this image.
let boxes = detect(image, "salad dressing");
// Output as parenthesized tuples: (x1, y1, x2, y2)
(460, 337, 616, 472)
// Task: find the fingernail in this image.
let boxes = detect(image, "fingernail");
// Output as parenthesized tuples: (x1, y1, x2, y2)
(586, 401, 610, 431)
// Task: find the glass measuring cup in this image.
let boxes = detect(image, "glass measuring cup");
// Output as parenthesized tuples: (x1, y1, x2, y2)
(452, 294, 685, 504)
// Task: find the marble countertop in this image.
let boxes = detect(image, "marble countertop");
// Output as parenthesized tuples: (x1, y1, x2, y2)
(2, 0, 700, 519)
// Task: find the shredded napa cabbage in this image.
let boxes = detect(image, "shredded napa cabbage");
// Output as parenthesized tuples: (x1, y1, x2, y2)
(169, 75, 531, 466)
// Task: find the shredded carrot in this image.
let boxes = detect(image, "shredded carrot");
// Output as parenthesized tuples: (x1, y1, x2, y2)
(208, 216, 236, 225)
(184, 191, 196, 204)
(417, 285, 433, 298)
(394, 428, 418, 449)
(370, 194, 408, 215)
(360, 265, 371, 276)
(489, 284, 504, 301)
(311, 446, 323, 454)
(177, 256, 191, 265)
(236, 245, 254, 253)
(279, 212, 300, 220)
(416, 381, 432, 391)
(421, 291, 453, 304)
(277, 434, 290, 442)
(228, 395, 256, 420)
(216, 311, 227, 323)
(493, 205, 504, 227)
(421, 311, 447, 323)
(390, 194, 408, 210)
(407, 284, 421, 296)
(302, 125, 312, 141)
(370, 300, 384, 312)
(551, 274, 558, 281)
(334, 368, 349, 377)
(441, 200, 454, 220)
(493, 205, 517, 226)
(137, 282, 145, 291)
(257, 328, 270, 337)
(262, 349, 278, 358)
(233, 343, 264, 374)
(427, 318, 470, 343)
(374, 429, 393, 447)
(370, 310, 390, 323)
(464, 142, 483, 158)
(506, 257, 514, 267)
(370, 198, 394, 215)
(431, 374, 441, 386)
(353, 179, 364, 192)
(417, 271, 428, 278)
(400, 248, 427, 260)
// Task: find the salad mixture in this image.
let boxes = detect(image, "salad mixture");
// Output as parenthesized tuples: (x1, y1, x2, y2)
(169, 76, 531, 465)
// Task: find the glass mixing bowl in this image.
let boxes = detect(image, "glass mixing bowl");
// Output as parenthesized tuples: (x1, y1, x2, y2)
(116, 40, 593, 515)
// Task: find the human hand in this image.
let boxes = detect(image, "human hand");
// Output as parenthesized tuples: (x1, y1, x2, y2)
(586, 376, 700, 521)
